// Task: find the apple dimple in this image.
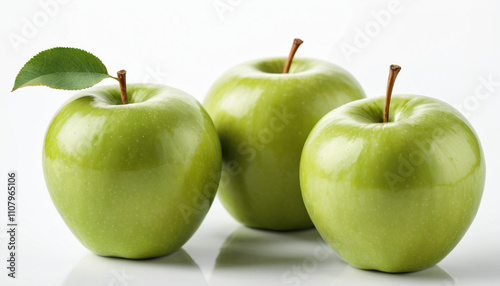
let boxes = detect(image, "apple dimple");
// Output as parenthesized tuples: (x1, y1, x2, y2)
(252, 58, 312, 74)
(87, 84, 175, 107)
(334, 95, 457, 125)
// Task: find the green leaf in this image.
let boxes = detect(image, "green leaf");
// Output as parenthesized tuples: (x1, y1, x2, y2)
(12, 47, 111, 91)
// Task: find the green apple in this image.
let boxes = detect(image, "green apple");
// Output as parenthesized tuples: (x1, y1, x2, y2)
(43, 83, 221, 259)
(204, 40, 365, 230)
(300, 66, 485, 272)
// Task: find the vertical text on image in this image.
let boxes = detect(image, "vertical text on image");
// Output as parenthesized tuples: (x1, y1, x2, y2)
(6, 171, 18, 279)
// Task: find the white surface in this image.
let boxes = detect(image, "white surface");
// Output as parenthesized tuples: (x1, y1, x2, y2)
(1, 0, 499, 285)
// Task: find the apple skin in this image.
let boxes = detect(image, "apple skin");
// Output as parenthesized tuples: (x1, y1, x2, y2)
(43, 84, 221, 259)
(300, 94, 485, 272)
(204, 58, 365, 230)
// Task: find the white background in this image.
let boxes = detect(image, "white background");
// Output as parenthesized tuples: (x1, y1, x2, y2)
(1, 0, 499, 285)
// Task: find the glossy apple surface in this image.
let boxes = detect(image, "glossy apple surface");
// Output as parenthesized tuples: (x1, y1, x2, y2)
(204, 58, 365, 230)
(300, 94, 485, 272)
(43, 84, 221, 259)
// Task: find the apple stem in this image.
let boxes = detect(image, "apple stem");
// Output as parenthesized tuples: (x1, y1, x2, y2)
(383, 65, 401, 123)
(117, 70, 128, 105)
(283, 38, 304, 74)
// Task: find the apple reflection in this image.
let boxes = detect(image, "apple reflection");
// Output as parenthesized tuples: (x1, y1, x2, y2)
(210, 226, 457, 285)
(64, 248, 207, 286)
(331, 264, 457, 286)
(210, 226, 344, 285)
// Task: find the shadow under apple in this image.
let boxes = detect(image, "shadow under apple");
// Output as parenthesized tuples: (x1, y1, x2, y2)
(63, 248, 207, 285)
(210, 226, 344, 285)
(331, 263, 457, 286)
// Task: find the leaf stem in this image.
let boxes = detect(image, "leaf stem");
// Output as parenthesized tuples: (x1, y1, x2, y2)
(117, 70, 128, 105)
(383, 65, 401, 123)
(283, 38, 303, 74)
